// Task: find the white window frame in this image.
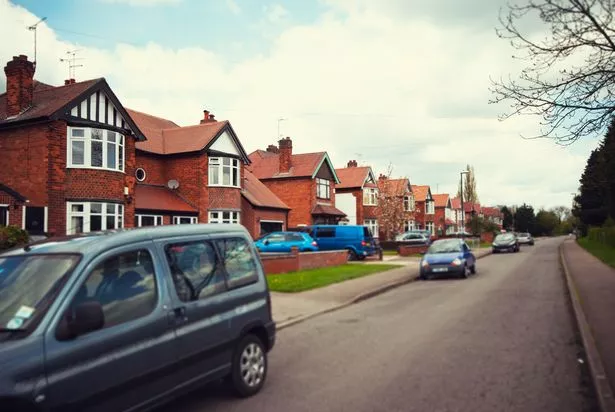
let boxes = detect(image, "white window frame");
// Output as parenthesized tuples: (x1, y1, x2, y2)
(173, 216, 198, 225)
(208, 210, 240, 224)
(426, 221, 435, 235)
(66, 201, 124, 235)
(208, 157, 240, 188)
(363, 188, 378, 206)
(364, 219, 378, 238)
(0, 204, 8, 227)
(404, 195, 415, 212)
(136, 214, 163, 227)
(404, 219, 416, 232)
(67, 127, 125, 172)
(426, 200, 435, 214)
(316, 178, 331, 199)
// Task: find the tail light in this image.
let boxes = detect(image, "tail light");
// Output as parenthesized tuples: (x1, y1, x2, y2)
(361, 240, 367, 247)
(312, 241, 318, 247)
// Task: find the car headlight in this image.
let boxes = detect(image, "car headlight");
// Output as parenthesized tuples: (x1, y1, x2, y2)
(421, 260, 429, 268)
(451, 258, 463, 266)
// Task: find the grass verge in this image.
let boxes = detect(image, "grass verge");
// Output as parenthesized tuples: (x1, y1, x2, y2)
(267, 264, 403, 293)
(382, 250, 398, 256)
(577, 237, 615, 268)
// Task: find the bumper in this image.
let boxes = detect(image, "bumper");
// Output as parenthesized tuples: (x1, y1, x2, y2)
(421, 265, 464, 277)
(265, 321, 276, 351)
(492, 245, 516, 252)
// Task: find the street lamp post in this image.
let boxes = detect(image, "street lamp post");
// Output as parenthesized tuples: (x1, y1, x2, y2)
(460, 170, 470, 236)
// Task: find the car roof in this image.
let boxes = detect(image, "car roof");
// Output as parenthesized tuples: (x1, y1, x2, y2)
(432, 238, 462, 244)
(0, 224, 250, 257)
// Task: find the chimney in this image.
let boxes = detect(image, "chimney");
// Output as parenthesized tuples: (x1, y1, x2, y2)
(64, 79, 70, 86)
(266, 144, 279, 154)
(200, 109, 217, 124)
(278, 136, 292, 173)
(4, 55, 35, 117)
(347, 160, 358, 168)
(379, 174, 388, 180)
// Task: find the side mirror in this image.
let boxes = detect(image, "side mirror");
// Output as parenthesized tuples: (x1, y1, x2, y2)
(57, 301, 105, 340)
(263, 240, 270, 246)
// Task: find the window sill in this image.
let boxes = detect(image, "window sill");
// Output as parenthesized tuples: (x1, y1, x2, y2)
(66, 165, 125, 174)
(208, 184, 241, 189)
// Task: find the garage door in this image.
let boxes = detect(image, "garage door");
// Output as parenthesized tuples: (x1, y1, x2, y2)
(260, 221, 283, 236)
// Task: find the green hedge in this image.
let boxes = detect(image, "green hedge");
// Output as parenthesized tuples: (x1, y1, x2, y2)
(587, 221, 615, 248)
(0, 225, 29, 251)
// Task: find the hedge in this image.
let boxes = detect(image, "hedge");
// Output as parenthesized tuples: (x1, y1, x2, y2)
(587, 225, 615, 248)
(0, 225, 29, 251)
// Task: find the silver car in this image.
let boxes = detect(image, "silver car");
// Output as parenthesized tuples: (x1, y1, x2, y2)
(516, 232, 534, 246)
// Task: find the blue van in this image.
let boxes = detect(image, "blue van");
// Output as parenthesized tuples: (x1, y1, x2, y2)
(300, 225, 377, 260)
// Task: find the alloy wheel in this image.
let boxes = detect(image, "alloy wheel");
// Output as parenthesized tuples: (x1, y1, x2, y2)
(240, 343, 265, 388)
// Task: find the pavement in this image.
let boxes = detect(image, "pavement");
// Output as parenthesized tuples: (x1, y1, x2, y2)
(162, 237, 597, 412)
(561, 239, 615, 411)
(271, 247, 493, 329)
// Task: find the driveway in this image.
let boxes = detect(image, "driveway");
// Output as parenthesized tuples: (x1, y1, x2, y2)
(160, 238, 597, 412)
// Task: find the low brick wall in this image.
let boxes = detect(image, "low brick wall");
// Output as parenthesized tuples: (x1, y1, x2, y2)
(398, 244, 428, 256)
(259, 248, 349, 274)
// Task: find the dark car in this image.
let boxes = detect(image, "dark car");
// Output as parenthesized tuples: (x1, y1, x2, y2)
(492, 232, 520, 253)
(419, 238, 477, 279)
(516, 232, 534, 246)
(0, 224, 275, 412)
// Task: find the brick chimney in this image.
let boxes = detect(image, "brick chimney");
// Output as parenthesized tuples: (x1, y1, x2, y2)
(4, 55, 35, 117)
(64, 78, 76, 85)
(279, 137, 292, 173)
(266, 144, 279, 154)
(347, 160, 358, 168)
(379, 174, 388, 180)
(200, 110, 217, 124)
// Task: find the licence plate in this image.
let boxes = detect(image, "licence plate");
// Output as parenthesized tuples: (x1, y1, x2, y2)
(432, 267, 448, 273)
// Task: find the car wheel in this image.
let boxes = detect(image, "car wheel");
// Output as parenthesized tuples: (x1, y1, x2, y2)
(347, 249, 358, 261)
(461, 265, 470, 279)
(470, 264, 476, 274)
(229, 334, 268, 398)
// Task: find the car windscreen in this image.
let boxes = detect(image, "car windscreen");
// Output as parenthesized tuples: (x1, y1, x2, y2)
(427, 240, 462, 254)
(0, 254, 79, 333)
(495, 234, 515, 242)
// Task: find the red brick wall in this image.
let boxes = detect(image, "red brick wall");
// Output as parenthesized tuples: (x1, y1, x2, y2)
(259, 249, 349, 274)
(241, 196, 287, 239)
(399, 244, 428, 256)
(208, 187, 241, 210)
(135, 152, 166, 185)
(414, 200, 426, 229)
(434, 207, 446, 235)
(261, 178, 314, 227)
(0, 190, 23, 227)
(260, 253, 299, 274)
(165, 154, 201, 209)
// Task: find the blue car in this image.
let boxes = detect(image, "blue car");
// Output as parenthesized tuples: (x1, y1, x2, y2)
(419, 238, 476, 280)
(255, 231, 318, 253)
(300, 225, 377, 260)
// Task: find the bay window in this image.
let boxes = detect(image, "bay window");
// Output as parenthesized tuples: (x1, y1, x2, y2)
(67, 202, 124, 234)
(363, 188, 378, 206)
(209, 211, 240, 224)
(316, 178, 330, 199)
(136, 214, 163, 227)
(173, 216, 198, 224)
(67, 127, 124, 172)
(208, 157, 240, 187)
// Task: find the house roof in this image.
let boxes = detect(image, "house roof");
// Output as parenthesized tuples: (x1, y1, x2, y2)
(377, 178, 411, 196)
(482, 206, 502, 217)
(311, 204, 346, 217)
(411, 185, 431, 202)
(451, 197, 461, 209)
(335, 166, 374, 189)
(248, 150, 340, 183)
(0, 183, 27, 202)
(432, 193, 450, 208)
(242, 170, 290, 210)
(464, 202, 481, 212)
(134, 184, 197, 213)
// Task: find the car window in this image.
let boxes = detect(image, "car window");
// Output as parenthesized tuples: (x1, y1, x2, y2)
(315, 227, 336, 238)
(70, 249, 157, 332)
(165, 241, 226, 302)
(265, 233, 285, 243)
(286, 233, 305, 242)
(215, 238, 259, 289)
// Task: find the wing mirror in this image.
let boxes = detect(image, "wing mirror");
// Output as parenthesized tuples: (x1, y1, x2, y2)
(57, 301, 105, 341)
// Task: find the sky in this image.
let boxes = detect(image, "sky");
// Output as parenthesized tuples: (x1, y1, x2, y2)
(0, 0, 603, 209)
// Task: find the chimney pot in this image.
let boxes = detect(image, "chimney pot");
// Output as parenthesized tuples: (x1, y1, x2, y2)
(209, 114, 215, 121)
(266, 144, 279, 154)
(201, 109, 216, 124)
(64, 79, 70, 86)
(4, 55, 35, 117)
(347, 160, 358, 168)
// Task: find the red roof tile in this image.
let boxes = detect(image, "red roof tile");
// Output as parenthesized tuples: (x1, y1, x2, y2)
(335, 166, 371, 189)
(242, 170, 289, 210)
(248, 150, 326, 179)
(311, 204, 346, 217)
(432, 193, 450, 208)
(451, 197, 461, 209)
(482, 206, 502, 217)
(411, 185, 431, 202)
(463, 202, 481, 212)
(0, 79, 101, 123)
(377, 178, 411, 196)
(134, 185, 197, 212)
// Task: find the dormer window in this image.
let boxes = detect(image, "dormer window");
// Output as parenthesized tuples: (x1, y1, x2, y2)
(363, 188, 378, 206)
(316, 178, 330, 199)
(67, 127, 124, 172)
(208, 157, 240, 187)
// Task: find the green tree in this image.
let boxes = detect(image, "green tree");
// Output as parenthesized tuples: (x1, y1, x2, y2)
(500, 206, 513, 230)
(535, 209, 560, 236)
(514, 204, 536, 234)
(456, 164, 479, 204)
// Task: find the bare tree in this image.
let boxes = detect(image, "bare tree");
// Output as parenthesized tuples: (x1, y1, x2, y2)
(377, 164, 409, 240)
(490, 0, 615, 144)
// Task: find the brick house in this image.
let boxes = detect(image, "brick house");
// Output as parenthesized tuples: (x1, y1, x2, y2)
(335, 160, 379, 237)
(464, 202, 481, 226)
(0, 55, 146, 236)
(451, 197, 463, 233)
(377, 176, 414, 240)
(128, 109, 289, 239)
(247, 137, 344, 228)
(432, 193, 455, 236)
(481, 206, 503, 229)
(411, 185, 435, 235)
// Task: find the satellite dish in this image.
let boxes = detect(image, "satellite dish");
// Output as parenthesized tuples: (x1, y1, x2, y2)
(167, 179, 180, 190)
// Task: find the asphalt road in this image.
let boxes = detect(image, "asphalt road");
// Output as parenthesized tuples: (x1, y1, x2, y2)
(161, 237, 598, 412)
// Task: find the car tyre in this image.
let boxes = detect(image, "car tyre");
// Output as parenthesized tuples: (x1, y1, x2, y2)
(461, 265, 470, 279)
(347, 249, 358, 261)
(470, 264, 476, 274)
(229, 334, 268, 398)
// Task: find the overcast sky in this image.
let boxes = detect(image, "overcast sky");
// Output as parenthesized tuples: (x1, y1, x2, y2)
(1, 0, 602, 209)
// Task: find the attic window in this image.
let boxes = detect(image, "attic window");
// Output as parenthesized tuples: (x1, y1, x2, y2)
(208, 157, 240, 188)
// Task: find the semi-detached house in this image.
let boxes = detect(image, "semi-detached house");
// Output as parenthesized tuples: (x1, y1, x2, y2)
(335, 160, 379, 237)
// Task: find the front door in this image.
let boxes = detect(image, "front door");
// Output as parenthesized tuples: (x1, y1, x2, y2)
(43, 245, 178, 412)
(0, 205, 7, 226)
(25, 206, 45, 234)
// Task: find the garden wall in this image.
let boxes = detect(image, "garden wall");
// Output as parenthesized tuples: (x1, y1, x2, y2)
(259, 248, 349, 274)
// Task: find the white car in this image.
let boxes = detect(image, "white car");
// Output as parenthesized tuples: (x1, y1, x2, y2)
(516, 232, 534, 246)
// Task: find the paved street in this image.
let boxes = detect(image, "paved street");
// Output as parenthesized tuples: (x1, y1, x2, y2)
(162, 237, 598, 412)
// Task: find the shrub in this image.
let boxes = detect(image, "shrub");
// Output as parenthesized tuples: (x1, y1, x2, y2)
(587, 224, 615, 248)
(0, 226, 29, 251)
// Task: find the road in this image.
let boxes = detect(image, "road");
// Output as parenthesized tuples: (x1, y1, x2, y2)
(161, 237, 598, 412)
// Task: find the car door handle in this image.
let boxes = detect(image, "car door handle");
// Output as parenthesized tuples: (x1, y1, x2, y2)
(168, 307, 187, 324)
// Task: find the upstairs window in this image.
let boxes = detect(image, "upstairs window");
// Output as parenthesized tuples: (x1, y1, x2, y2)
(404, 195, 415, 212)
(208, 157, 240, 187)
(426, 200, 435, 214)
(67, 127, 124, 172)
(363, 188, 378, 206)
(316, 178, 330, 199)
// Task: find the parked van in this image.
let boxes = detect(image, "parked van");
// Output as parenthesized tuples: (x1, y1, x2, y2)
(300, 225, 377, 260)
(0, 224, 275, 412)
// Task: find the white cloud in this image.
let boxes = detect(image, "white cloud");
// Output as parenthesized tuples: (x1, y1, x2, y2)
(226, 0, 241, 14)
(98, 0, 181, 6)
(264, 4, 289, 23)
(0, 0, 597, 209)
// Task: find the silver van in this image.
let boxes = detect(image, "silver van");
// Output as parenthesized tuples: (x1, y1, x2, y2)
(0, 224, 275, 411)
